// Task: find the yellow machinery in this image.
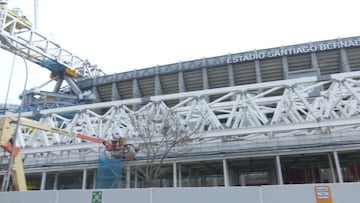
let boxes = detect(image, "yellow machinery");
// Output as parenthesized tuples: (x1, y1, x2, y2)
(0, 117, 134, 191)
(6, 7, 33, 29)
(0, 117, 28, 191)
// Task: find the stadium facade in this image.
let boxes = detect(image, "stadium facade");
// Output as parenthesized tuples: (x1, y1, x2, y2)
(2, 36, 360, 190)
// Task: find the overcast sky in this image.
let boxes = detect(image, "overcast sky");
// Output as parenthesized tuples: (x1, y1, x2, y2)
(1, 0, 359, 104)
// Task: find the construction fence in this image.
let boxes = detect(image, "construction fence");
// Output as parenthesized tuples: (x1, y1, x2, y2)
(1, 183, 360, 203)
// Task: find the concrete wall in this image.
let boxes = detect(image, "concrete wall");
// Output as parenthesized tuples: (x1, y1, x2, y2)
(1, 183, 359, 203)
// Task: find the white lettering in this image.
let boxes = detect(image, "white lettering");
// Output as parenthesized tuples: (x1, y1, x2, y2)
(273, 50, 281, 57)
(339, 41, 347, 48)
(280, 49, 288, 56)
(302, 46, 310, 53)
(232, 56, 239, 63)
(243, 54, 250, 61)
(227, 39, 360, 64)
(267, 51, 274, 57)
(333, 42, 340, 49)
(296, 47, 304, 54)
(319, 44, 327, 51)
(258, 52, 266, 59)
(347, 40, 355, 47)
(289, 48, 296, 55)
(309, 45, 317, 52)
(249, 54, 256, 60)
(326, 43, 334, 49)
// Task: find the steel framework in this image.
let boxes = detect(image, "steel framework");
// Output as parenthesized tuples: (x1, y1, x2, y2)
(2, 70, 360, 165)
(0, 2, 105, 110)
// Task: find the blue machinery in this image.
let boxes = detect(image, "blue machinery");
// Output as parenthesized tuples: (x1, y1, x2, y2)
(0, 0, 105, 111)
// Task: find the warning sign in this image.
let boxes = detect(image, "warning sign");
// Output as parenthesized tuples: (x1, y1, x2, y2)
(92, 191, 103, 203)
(314, 186, 332, 203)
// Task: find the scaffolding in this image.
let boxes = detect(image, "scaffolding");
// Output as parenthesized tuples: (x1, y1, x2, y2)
(96, 158, 122, 189)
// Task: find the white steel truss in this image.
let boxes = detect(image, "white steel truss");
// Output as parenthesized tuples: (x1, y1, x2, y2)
(0, 4, 105, 109)
(0, 4, 104, 80)
(3, 71, 360, 164)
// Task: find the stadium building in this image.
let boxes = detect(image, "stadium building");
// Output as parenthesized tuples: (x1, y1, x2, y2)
(2, 36, 360, 191)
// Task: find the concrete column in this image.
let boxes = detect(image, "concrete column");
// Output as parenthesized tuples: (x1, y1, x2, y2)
(340, 48, 350, 72)
(255, 60, 262, 83)
(202, 67, 210, 102)
(91, 86, 101, 103)
(282, 56, 289, 80)
(178, 60, 186, 93)
(132, 79, 141, 98)
(40, 171, 47, 190)
(328, 153, 336, 183)
(310, 52, 319, 70)
(131, 68, 141, 110)
(178, 164, 182, 187)
(53, 173, 58, 190)
(82, 168, 87, 189)
(155, 65, 163, 95)
(275, 155, 283, 185)
(227, 64, 235, 86)
(333, 151, 344, 183)
(223, 159, 229, 187)
(173, 162, 177, 187)
(178, 71, 186, 93)
(155, 75, 163, 96)
(132, 78, 141, 110)
(202, 67, 209, 90)
(111, 82, 121, 101)
(126, 165, 131, 188)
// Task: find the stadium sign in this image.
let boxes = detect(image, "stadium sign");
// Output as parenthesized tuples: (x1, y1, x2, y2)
(227, 38, 360, 63)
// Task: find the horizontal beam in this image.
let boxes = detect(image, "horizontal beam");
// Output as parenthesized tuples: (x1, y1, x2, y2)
(203, 117, 360, 139)
(2, 76, 320, 117)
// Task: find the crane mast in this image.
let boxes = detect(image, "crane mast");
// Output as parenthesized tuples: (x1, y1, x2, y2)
(0, 0, 105, 111)
(33, 0, 38, 31)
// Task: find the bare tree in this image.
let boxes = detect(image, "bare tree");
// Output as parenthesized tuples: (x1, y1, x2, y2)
(130, 101, 197, 187)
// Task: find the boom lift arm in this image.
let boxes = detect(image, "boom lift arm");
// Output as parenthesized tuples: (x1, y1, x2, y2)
(0, 117, 133, 191)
